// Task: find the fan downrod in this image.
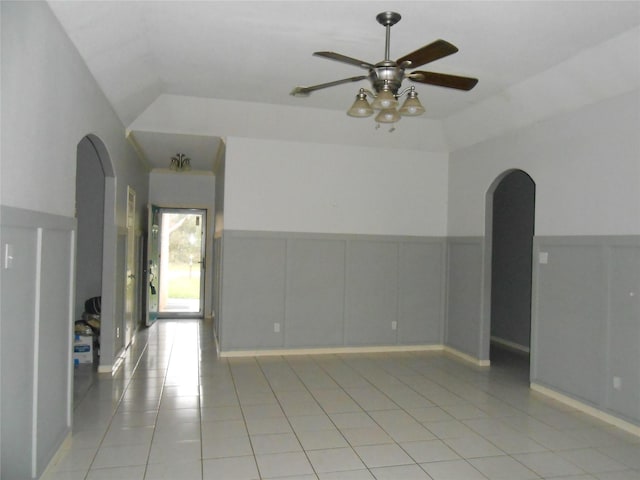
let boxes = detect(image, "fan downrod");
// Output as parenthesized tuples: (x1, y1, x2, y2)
(376, 11, 401, 27)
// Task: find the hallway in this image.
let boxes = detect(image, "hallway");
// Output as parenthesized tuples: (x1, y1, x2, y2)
(46, 320, 639, 480)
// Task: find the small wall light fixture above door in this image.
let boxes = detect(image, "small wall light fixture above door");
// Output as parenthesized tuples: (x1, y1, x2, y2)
(170, 153, 191, 172)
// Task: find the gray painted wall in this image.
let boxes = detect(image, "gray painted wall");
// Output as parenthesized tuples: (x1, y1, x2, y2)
(345, 240, 399, 346)
(398, 242, 446, 345)
(219, 231, 446, 351)
(490, 170, 535, 349)
(445, 233, 640, 427)
(1, 218, 38, 478)
(445, 238, 485, 358)
(287, 238, 345, 347)
(1, 207, 75, 479)
(532, 236, 640, 425)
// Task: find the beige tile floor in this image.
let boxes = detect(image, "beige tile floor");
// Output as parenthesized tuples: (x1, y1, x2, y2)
(45, 320, 639, 480)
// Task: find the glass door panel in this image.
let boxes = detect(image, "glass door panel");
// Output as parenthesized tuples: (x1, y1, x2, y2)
(158, 209, 205, 317)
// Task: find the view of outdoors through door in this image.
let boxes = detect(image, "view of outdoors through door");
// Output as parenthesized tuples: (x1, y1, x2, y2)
(159, 209, 205, 316)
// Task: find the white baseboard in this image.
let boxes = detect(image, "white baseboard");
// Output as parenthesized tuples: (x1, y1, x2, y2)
(220, 344, 444, 358)
(531, 383, 640, 438)
(214, 330, 221, 357)
(491, 336, 530, 354)
(444, 346, 491, 367)
(41, 431, 72, 479)
(220, 344, 491, 368)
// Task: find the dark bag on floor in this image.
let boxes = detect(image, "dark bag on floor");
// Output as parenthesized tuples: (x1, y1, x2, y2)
(84, 296, 101, 315)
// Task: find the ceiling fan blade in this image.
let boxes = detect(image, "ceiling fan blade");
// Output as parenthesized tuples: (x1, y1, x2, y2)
(290, 75, 368, 97)
(409, 71, 478, 91)
(397, 39, 458, 69)
(313, 51, 375, 69)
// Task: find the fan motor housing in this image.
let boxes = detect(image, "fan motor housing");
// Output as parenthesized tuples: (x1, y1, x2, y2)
(371, 61, 404, 94)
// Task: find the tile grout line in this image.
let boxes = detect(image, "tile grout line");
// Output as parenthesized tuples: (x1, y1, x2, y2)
(79, 326, 153, 480)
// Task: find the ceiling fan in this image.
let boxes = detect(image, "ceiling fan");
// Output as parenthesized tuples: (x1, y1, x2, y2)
(291, 11, 478, 125)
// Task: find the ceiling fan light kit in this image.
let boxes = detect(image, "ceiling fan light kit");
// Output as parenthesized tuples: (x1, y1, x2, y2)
(292, 11, 478, 131)
(347, 88, 375, 117)
(399, 87, 426, 116)
(375, 108, 401, 124)
(369, 85, 398, 110)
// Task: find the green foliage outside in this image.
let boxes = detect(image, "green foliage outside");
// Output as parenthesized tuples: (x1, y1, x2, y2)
(167, 214, 202, 264)
(164, 213, 203, 299)
(167, 264, 201, 298)
(168, 276, 200, 298)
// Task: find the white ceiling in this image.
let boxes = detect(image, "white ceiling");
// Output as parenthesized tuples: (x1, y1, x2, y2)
(48, 1, 640, 170)
(128, 131, 223, 172)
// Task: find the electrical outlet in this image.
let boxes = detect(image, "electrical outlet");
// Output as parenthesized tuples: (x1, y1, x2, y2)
(539, 252, 549, 264)
(274, 323, 281, 333)
(613, 376, 622, 391)
(391, 321, 397, 331)
(116, 327, 120, 338)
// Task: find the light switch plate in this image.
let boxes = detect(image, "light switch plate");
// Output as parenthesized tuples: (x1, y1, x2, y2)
(4, 243, 14, 269)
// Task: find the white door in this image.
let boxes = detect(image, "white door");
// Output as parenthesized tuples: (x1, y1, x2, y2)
(124, 186, 136, 346)
(145, 204, 160, 326)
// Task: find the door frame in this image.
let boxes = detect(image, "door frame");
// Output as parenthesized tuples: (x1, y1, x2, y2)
(157, 207, 207, 318)
(124, 186, 137, 346)
(143, 204, 161, 326)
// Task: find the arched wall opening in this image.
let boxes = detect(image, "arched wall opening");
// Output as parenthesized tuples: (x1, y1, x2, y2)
(75, 137, 105, 317)
(75, 134, 117, 371)
(482, 169, 536, 369)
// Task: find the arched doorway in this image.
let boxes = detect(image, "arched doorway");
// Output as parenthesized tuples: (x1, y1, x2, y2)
(485, 170, 536, 371)
(75, 134, 116, 372)
(75, 137, 106, 320)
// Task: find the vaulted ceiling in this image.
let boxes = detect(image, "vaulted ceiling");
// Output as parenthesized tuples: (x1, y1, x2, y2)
(48, 1, 640, 170)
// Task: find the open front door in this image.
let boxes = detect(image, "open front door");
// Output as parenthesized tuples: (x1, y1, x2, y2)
(145, 204, 160, 326)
